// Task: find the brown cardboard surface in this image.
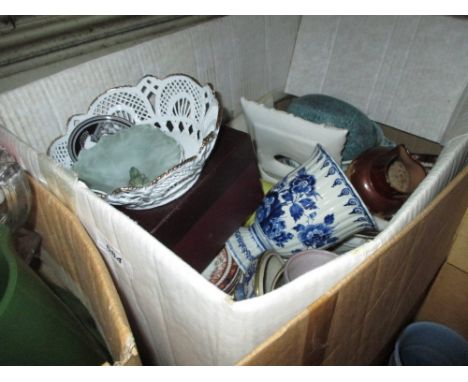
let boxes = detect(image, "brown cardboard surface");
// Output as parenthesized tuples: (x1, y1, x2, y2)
(446, 208, 468, 273)
(27, 177, 141, 366)
(239, 165, 468, 365)
(416, 263, 468, 340)
(416, 202, 468, 340)
(378, 124, 442, 156)
(240, 294, 338, 366)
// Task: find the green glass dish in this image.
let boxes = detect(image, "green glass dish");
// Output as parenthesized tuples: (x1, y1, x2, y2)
(73, 124, 183, 194)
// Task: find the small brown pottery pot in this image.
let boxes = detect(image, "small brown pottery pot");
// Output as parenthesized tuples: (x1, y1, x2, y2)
(346, 144, 427, 217)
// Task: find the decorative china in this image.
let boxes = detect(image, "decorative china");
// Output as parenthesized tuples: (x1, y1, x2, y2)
(332, 229, 380, 254)
(346, 144, 427, 217)
(286, 94, 394, 162)
(254, 250, 286, 296)
(49, 115, 133, 167)
(201, 248, 240, 295)
(254, 249, 339, 297)
(205, 144, 377, 300)
(48, 74, 222, 210)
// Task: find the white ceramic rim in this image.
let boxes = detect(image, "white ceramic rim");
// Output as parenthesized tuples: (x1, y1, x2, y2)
(283, 249, 338, 283)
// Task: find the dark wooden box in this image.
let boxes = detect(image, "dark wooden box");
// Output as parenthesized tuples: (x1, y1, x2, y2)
(119, 126, 264, 272)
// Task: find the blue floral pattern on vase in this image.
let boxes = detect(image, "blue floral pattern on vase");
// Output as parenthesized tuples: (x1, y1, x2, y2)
(294, 213, 338, 248)
(221, 144, 377, 300)
(255, 168, 336, 249)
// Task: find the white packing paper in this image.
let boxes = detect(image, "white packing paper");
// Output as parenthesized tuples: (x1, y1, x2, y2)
(240, 97, 348, 182)
(286, 15, 468, 143)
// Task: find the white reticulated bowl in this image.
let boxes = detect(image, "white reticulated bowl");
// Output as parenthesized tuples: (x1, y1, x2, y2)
(48, 74, 222, 210)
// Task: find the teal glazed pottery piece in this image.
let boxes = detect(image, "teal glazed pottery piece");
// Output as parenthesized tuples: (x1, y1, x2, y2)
(73, 124, 183, 194)
(286, 94, 394, 161)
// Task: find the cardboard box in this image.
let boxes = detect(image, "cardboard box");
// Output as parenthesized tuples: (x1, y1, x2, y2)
(239, 163, 468, 365)
(416, 206, 468, 341)
(27, 176, 140, 366)
(0, 15, 467, 365)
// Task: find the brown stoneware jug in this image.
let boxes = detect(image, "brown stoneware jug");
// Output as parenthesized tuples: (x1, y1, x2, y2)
(346, 144, 427, 217)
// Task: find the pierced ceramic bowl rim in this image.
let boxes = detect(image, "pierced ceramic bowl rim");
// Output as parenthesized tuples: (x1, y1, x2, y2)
(66, 115, 133, 162)
(48, 73, 223, 203)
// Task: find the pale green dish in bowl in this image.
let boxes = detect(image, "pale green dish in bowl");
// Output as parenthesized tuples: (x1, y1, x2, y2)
(73, 124, 183, 195)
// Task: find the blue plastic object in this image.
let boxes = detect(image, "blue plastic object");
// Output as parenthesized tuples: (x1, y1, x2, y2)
(286, 94, 394, 161)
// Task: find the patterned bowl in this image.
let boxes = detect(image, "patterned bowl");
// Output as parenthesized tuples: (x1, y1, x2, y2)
(48, 74, 222, 210)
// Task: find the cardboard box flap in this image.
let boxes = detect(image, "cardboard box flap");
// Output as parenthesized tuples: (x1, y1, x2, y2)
(28, 177, 140, 365)
(240, 164, 468, 365)
(286, 16, 468, 144)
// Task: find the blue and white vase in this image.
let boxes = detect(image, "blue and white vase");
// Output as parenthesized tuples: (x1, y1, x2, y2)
(231, 144, 376, 300)
(205, 144, 377, 300)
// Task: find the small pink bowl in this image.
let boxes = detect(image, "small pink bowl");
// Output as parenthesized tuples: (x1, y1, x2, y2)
(283, 249, 338, 283)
